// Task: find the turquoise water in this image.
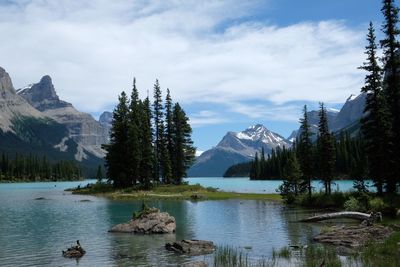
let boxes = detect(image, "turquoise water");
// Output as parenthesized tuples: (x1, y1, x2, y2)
(0, 179, 353, 266)
(186, 177, 365, 193)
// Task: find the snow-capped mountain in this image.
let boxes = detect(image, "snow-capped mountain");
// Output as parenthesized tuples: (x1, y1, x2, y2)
(189, 124, 291, 177)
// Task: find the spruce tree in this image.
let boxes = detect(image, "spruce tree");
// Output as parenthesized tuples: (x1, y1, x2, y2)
(164, 89, 174, 183)
(278, 154, 303, 203)
(360, 22, 393, 194)
(171, 103, 196, 184)
(316, 103, 336, 195)
(152, 80, 171, 183)
(127, 78, 142, 185)
(297, 105, 314, 199)
(380, 0, 400, 193)
(139, 97, 154, 189)
(96, 165, 104, 183)
(103, 91, 130, 187)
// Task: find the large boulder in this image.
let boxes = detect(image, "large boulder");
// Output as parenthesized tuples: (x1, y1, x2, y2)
(109, 208, 176, 234)
(166, 240, 216, 255)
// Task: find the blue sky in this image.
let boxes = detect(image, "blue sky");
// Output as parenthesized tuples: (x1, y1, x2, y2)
(0, 0, 386, 152)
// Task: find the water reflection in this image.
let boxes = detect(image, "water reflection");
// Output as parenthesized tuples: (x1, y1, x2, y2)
(0, 181, 328, 266)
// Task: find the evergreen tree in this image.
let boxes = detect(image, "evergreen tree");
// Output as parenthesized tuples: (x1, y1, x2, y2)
(297, 105, 314, 199)
(96, 165, 104, 183)
(360, 22, 393, 194)
(103, 91, 130, 187)
(171, 103, 196, 184)
(278, 154, 303, 204)
(316, 103, 336, 195)
(152, 80, 170, 183)
(380, 0, 400, 193)
(127, 78, 142, 185)
(139, 97, 154, 189)
(164, 89, 174, 183)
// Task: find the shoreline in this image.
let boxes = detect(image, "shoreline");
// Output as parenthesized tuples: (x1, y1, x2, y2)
(68, 183, 282, 201)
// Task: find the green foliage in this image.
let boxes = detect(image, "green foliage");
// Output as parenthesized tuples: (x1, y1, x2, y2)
(369, 197, 387, 212)
(316, 102, 336, 195)
(104, 80, 195, 189)
(278, 154, 303, 204)
(170, 103, 196, 184)
(223, 162, 252, 177)
(303, 245, 341, 267)
(297, 192, 348, 209)
(0, 152, 81, 181)
(353, 231, 400, 267)
(344, 197, 364, 212)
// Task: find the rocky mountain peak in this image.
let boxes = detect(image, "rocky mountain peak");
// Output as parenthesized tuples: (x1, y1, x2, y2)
(17, 75, 71, 111)
(236, 124, 287, 146)
(0, 66, 16, 97)
(99, 111, 113, 127)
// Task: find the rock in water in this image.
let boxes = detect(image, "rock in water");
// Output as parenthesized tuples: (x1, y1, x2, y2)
(109, 208, 176, 234)
(313, 224, 393, 248)
(165, 240, 216, 255)
(62, 240, 86, 258)
(181, 261, 208, 267)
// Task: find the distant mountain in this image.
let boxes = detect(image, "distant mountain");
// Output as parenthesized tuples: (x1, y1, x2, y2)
(0, 66, 104, 177)
(18, 75, 109, 159)
(287, 93, 366, 141)
(188, 124, 291, 177)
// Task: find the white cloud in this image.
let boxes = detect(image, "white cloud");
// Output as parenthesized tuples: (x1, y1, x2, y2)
(0, 0, 365, 115)
(189, 110, 229, 127)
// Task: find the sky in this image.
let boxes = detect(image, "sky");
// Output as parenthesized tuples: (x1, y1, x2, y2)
(0, 0, 385, 153)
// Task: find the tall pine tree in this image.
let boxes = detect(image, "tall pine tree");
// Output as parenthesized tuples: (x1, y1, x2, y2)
(316, 102, 336, 195)
(171, 103, 196, 184)
(139, 97, 154, 189)
(360, 22, 393, 194)
(103, 91, 130, 187)
(127, 78, 141, 185)
(380, 0, 400, 193)
(297, 105, 314, 199)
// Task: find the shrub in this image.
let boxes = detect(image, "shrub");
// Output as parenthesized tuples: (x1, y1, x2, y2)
(344, 197, 363, 212)
(369, 197, 386, 212)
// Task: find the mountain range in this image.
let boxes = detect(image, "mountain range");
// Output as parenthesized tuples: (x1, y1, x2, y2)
(189, 93, 366, 177)
(0, 66, 109, 176)
(188, 124, 291, 177)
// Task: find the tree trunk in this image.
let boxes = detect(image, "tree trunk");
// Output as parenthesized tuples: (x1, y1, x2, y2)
(299, 211, 377, 222)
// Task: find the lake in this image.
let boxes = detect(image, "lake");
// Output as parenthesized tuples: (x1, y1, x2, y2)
(0, 178, 356, 266)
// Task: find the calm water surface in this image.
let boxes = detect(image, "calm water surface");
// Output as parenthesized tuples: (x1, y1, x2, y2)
(0, 178, 352, 266)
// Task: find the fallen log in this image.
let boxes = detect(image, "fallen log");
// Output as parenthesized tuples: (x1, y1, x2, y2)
(299, 211, 381, 223)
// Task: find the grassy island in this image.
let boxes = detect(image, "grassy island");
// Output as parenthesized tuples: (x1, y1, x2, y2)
(68, 182, 282, 201)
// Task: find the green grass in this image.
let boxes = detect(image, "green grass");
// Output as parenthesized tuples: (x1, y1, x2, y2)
(303, 245, 342, 267)
(272, 247, 291, 259)
(352, 231, 400, 267)
(68, 182, 282, 201)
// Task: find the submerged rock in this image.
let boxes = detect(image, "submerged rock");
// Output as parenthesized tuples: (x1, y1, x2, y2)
(181, 261, 208, 267)
(62, 240, 86, 258)
(166, 240, 215, 255)
(313, 224, 393, 248)
(109, 208, 176, 234)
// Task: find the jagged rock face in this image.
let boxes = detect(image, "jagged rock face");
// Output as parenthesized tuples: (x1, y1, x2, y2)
(18, 76, 109, 158)
(99, 111, 112, 127)
(17, 75, 71, 111)
(0, 67, 44, 132)
(189, 124, 291, 177)
(288, 93, 367, 142)
(333, 93, 366, 131)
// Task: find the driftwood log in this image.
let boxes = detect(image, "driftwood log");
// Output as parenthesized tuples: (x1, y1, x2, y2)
(299, 211, 382, 223)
